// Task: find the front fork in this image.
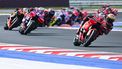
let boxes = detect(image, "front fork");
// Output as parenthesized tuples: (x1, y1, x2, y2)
(7, 18, 12, 28)
(87, 29, 98, 41)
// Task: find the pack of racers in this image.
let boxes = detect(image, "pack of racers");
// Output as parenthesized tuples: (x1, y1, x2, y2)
(7, 7, 87, 27)
(4, 5, 118, 36)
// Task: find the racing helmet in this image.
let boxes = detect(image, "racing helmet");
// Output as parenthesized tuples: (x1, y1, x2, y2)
(23, 8, 28, 13)
(28, 7, 34, 13)
(82, 10, 88, 17)
(112, 8, 118, 16)
(44, 9, 48, 12)
(106, 14, 116, 23)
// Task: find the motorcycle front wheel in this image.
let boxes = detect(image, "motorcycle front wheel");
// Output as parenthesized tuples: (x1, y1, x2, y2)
(73, 35, 82, 46)
(4, 23, 9, 30)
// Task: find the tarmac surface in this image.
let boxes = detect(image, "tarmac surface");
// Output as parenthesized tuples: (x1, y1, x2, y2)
(0, 10, 122, 69)
(0, 14, 122, 53)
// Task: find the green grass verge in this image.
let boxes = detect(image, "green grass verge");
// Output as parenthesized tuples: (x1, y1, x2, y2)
(114, 26, 122, 28)
(79, 5, 122, 9)
(45, 6, 122, 9)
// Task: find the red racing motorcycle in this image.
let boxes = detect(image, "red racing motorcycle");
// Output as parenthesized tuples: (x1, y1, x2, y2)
(19, 11, 44, 35)
(4, 9, 24, 30)
(73, 17, 109, 47)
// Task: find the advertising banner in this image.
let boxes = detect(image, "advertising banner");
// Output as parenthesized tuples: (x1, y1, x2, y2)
(0, 0, 69, 8)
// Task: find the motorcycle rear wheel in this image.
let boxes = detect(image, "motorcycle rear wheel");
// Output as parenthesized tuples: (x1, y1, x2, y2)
(24, 21, 37, 35)
(19, 27, 25, 34)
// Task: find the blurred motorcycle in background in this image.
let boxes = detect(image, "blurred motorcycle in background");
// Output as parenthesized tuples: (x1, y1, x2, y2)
(4, 8, 24, 30)
(19, 9, 44, 35)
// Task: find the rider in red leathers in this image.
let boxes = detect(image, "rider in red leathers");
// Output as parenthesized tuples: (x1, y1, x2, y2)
(76, 13, 116, 42)
(21, 8, 44, 29)
(97, 4, 118, 17)
(97, 4, 109, 13)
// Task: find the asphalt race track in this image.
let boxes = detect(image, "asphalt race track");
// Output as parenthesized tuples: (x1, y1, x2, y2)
(0, 13, 122, 54)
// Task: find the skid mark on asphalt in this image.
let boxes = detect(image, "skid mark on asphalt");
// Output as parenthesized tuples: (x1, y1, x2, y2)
(0, 43, 122, 61)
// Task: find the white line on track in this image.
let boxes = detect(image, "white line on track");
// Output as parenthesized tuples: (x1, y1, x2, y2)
(0, 57, 106, 69)
(0, 13, 10, 15)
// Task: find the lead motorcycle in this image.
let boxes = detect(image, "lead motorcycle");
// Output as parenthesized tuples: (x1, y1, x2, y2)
(73, 14, 114, 47)
(19, 11, 44, 35)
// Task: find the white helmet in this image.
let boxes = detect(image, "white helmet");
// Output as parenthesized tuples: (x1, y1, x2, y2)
(106, 14, 116, 23)
(23, 8, 28, 13)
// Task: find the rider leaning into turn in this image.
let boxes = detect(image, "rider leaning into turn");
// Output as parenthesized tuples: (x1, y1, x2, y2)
(97, 4, 118, 16)
(76, 12, 116, 37)
(7, 8, 24, 27)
